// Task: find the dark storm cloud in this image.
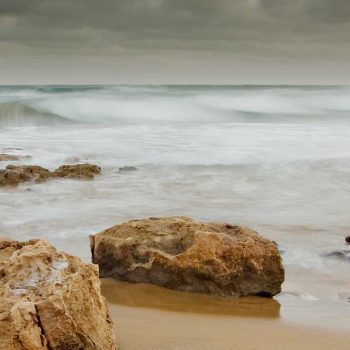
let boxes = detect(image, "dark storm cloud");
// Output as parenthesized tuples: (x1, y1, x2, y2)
(1, 0, 349, 48)
(306, 0, 350, 22)
(0, 0, 349, 83)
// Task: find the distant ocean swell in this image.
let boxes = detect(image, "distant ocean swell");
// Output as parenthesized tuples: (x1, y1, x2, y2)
(1, 85, 350, 127)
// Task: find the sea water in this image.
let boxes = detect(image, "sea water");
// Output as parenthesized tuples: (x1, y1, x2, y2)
(0, 85, 349, 328)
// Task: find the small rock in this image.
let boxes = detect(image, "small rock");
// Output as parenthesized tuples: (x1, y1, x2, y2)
(0, 238, 118, 350)
(90, 216, 285, 297)
(0, 153, 31, 161)
(345, 236, 350, 244)
(118, 166, 138, 173)
(0, 154, 21, 161)
(325, 250, 350, 261)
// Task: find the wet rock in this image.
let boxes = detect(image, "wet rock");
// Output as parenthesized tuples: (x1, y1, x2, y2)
(0, 238, 118, 350)
(0, 154, 21, 161)
(325, 250, 350, 261)
(90, 216, 285, 297)
(118, 166, 138, 173)
(0, 163, 101, 187)
(0, 165, 51, 187)
(0, 154, 31, 161)
(53, 163, 101, 180)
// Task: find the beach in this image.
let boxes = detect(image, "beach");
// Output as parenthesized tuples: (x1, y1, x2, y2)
(102, 279, 349, 350)
(1, 85, 349, 348)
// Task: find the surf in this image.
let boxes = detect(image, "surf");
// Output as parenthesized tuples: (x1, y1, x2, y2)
(0, 101, 73, 127)
(1, 85, 350, 127)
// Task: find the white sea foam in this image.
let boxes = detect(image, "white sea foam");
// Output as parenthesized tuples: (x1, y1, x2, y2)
(1, 85, 350, 127)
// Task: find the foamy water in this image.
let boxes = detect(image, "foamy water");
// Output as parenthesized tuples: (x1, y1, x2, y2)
(0, 85, 349, 328)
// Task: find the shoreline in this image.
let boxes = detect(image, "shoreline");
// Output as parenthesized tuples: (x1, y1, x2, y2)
(102, 278, 349, 350)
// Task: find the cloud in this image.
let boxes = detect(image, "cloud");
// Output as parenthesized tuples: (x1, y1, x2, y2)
(0, 0, 349, 83)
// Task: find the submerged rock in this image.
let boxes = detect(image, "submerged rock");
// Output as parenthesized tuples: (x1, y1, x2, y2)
(118, 166, 138, 173)
(325, 250, 350, 261)
(53, 163, 101, 180)
(90, 216, 285, 297)
(0, 154, 31, 161)
(0, 165, 52, 187)
(0, 238, 118, 350)
(0, 154, 21, 161)
(0, 163, 101, 187)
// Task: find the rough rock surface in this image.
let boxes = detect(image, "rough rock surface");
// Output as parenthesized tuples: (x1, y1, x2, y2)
(90, 216, 285, 297)
(0, 165, 52, 187)
(53, 163, 101, 180)
(0, 163, 101, 187)
(0, 238, 118, 350)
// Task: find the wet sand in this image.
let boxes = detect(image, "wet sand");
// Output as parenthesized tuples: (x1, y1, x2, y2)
(102, 278, 349, 350)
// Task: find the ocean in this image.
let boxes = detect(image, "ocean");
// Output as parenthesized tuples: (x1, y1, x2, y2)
(0, 85, 349, 327)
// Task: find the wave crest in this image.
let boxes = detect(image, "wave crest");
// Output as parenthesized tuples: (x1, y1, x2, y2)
(0, 101, 72, 127)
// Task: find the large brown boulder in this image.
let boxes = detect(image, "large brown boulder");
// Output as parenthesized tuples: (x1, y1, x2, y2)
(0, 163, 101, 187)
(53, 163, 101, 180)
(90, 216, 285, 297)
(0, 239, 118, 350)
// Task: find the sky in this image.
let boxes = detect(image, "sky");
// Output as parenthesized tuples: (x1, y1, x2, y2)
(0, 0, 350, 84)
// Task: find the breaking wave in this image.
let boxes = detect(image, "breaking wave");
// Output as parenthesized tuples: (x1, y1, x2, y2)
(0, 101, 73, 127)
(1, 85, 350, 127)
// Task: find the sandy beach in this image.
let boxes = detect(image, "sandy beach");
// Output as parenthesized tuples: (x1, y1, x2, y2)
(1, 85, 350, 349)
(102, 278, 349, 350)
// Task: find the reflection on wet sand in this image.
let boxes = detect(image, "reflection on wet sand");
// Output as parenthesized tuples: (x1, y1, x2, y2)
(101, 278, 280, 318)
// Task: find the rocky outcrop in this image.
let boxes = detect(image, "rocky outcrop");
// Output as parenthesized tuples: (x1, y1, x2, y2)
(0, 165, 52, 187)
(0, 163, 101, 187)
(53, 163, 101, 180)
(0, 238, 117, 350)
(90, 216, 285, 297)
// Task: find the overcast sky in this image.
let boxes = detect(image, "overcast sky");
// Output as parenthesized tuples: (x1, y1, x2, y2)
(0, 0, 349, 84)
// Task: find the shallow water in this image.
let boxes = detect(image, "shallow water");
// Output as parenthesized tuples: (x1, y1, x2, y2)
(0, 85, 349, 328)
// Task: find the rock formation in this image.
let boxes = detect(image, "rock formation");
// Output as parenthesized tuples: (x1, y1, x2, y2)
(53, 163, 101, 180)
(0, 165, 52, 187)
(90, 216, 285, 297)
(0, 238, 118, 350)
(0, 163, 101, 187)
